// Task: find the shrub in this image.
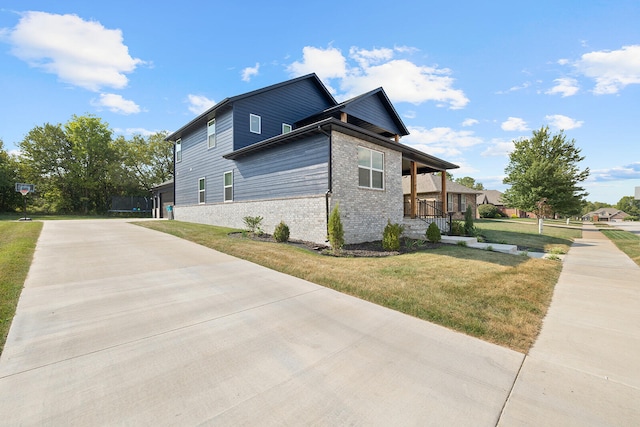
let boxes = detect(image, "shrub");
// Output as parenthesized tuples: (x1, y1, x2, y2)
(450, 220, 464, 236)
(426, 222, 441, 243)
(243, 215, 263, 235)
(327, 204, 344, 253)
(273, 221, 290, 243)
(478, 203, 500, 218)
(382, 220, 405, 251)
(464, 206, 475, 236)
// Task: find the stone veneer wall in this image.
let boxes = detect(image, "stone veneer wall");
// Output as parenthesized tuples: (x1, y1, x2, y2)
(330, 131, 404, 244)
(174, 195, 328, 244)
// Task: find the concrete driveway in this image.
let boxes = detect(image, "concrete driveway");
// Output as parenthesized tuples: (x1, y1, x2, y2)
(0, 220, 523, 425)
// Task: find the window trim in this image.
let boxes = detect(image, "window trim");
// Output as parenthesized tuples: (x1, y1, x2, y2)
(198, 177, 206, 204)
(447, 193, 454, 212)
(207, 119, 216, 149)
(223, 171, 233, 202)
(250, 114, 261, 134)
(282, 123, 292, 134)
(460, 194, 467, 212)
(357, 146, 384, 190)
(175, 138, 182, 163)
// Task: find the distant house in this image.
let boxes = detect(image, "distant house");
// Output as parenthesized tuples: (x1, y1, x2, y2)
(150, 180, 174, 219)
(476, 190, 531, 218)
(402, 174, 481, 220)
(583, 208, 629, 222)
(165, 74, 458, 245)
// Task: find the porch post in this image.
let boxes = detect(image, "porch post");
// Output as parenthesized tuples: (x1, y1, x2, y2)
(340, 112, 347, 123)
(441, 171, 447, 213)
(410, 161, 417, 218)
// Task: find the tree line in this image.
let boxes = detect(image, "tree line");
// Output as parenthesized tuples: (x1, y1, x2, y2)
(0, 114, 173, 214)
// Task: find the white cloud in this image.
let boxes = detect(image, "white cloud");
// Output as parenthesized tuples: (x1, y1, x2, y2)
(591, 163, 640, 181)
(545, 114, 584, 130)
(241, 63, 260, 82)
(546, 77, 579, 97)
(496, 82, 530, 94)
(462, 118, 478, 127)
(575, 45, 640, 94)
(482, 138, 515, 157)
(187, 94, 215, 115)
(91, 93, 141, 114)
(5, 11, 143, 91)
(403, 126, 483, 157)
(287, 45, 469, 109)
(115, 128, 157, 137)
(501, 117, 529, 131)
(403, 110, 416, 119)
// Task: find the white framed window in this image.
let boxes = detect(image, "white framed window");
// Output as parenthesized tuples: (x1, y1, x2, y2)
(447, 193, 454, 212)
(175, 139, 182, 162)
(282, 123, 292, 134)
(250, 114, 261, 134)
(224, 171, 233, 202)
(358, 147, 384, 190)
(460, 194, 467, 212)
(207, 119, 216, 149)
(198, 177, 205, 204)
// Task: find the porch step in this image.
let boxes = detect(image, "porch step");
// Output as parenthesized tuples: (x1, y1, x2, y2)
(441, 236, 519, 254)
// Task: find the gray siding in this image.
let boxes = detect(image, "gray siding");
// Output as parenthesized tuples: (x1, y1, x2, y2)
(344, 94, 403, 136)
(233, 78, 334, 150)
(233, 134, 329, 201)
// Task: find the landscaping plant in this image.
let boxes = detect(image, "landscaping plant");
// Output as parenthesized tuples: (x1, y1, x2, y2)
(464, 206, 476, 236)
(426, 221, 441, 243)
(273, 221, 290, 243)
(382, 220, 404, 251)
(327, 204, 344, 254)
(242, 215, 263, 235)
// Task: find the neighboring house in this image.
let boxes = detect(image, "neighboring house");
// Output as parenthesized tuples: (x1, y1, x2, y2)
(150, 180, 174, 218)
(402, 174, 481, 220)
(476, 190, 531, 218)
(165, 73, 458, 245)
(583, 208, 629, 222)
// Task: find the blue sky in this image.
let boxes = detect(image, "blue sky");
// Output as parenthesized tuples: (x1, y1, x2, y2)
(1, 0, 639, 204)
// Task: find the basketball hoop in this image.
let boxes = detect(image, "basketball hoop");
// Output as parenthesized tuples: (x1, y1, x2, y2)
(20, 188, 30, 196)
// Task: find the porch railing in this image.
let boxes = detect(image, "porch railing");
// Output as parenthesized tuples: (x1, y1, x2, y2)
(404, 199, 453, 234)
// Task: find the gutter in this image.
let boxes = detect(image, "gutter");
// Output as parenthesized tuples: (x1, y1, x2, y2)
(317, 124, 332, 238)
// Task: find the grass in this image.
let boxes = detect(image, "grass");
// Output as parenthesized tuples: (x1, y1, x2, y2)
(0, 221, 43, 355)
(476, 219, 582, 253)
(601, 228, 640, 267)
(135, 220, 566, 353)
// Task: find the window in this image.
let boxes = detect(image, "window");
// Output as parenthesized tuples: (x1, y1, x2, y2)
(198, 178, 205, 204)
(460, 194, 467, 212)
(207, 119, 216, 149)
(175, 139, 182, 162)
(447, 193, 454, 212)
(282, 123, 292, 134)
(250, 114, 261, 134)
(358, 147, 384, 189)
(224, 171, 233, 202)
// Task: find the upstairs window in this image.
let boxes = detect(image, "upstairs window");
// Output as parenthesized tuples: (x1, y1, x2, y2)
(250, 114, 261, 134)
(358, 147, 384, 190)
(198, 177, 205, 204)
(207, 119, 216, 149)
(175, 139, 182, 162)
(282, 123, 292, 134)
(224, 171, 233, 202)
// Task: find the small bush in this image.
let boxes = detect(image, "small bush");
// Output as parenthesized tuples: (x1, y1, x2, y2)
(426, 222, 441, 243)
(464, 206, 475, 236)
(457, 240, 468, 247)
(327, 204, 344, 254)
(450, 220, 464, 236)
(243, 216, 264, 235)
(273, 221, 290, 243)
(382, 220, 405, 251)
(478, 204, 500, 218)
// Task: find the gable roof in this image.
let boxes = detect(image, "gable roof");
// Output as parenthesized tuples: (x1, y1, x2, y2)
(297, 87, 409, 137)
(585, 208, 629, 218)
(401, 173, 481, 195)
(477, 190, 504, 205)
(166, 74, 336, 141)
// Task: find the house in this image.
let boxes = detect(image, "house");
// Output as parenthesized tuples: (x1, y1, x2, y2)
(165, 74, 458, 245)
(402, 174, 481, 220)
(583, 208, 629, 222)
(476, 189, 531, 218)
(150, 180, 174, 218)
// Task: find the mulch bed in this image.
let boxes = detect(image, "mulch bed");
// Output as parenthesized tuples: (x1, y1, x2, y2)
(229, 232, 441, 257)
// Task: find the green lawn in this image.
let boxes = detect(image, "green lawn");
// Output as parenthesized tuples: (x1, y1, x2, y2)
(0, 221, 42, 355)
(476, 219, 582, 253)
(601, 228, 640, 267)
(136, 220, 568, 353)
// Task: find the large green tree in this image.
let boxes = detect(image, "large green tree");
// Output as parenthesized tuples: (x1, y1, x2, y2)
(114, 131, 173, 192)
(502, 126, 589, 217)
(454, 176, 485, 190)
(616, 195, 640, 217)
(0, 140, 22, 212)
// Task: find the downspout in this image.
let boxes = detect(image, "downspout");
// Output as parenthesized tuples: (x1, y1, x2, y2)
(318, 125, 332, 238)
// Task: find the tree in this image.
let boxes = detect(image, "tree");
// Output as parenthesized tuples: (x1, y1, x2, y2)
(455, 176, 485, 190)
(114, 131, 173, 192)
(616, 196, 640, 217)
(502, 127, 589, 218)
(0, 140, 22, 212)
(582, 200, 613, 215)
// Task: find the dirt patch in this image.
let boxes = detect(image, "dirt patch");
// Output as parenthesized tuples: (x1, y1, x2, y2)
(229, 232, 441, 257)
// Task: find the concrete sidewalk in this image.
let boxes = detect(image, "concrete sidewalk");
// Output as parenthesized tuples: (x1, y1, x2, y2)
(499, 223, 640, 426)
(0, 220, 523, 426)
